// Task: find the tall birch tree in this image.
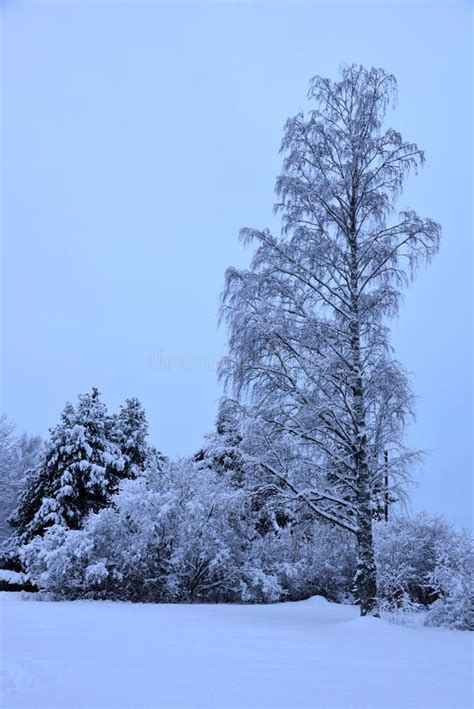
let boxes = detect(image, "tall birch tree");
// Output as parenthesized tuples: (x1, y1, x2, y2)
(220, 65, 440, 615)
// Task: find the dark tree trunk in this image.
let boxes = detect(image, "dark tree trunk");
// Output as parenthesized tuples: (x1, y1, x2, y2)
(349, 214, 378, 617)
(352, 372, 378, 616)
(384, 449, 389, 523)
(355, 497, 378, 615)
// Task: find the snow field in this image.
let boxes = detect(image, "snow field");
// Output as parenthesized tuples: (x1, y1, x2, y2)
(1, 593, 472, 708)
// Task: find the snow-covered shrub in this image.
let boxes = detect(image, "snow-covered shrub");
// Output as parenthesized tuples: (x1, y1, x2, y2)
(21, 396, 360, 605)
(251, 522, 356, 604)
(22, 460, 278, 602)
(375, 514, 473, 629)
(0, 568, 26, 591)
(23, 453, 358, 604)
(375, 514, 448, 607)
(21, 437, 472, 619)
(22, 473, 178, 600)
(0, 535, 23, 573)
(21, 525, 94, 597)
(298, 524, 357, 602)
(425, 528, 474, 630)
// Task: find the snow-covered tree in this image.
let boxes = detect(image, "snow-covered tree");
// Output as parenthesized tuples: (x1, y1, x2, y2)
(23, 450, 308, 603)
(10, 389, 125, 542)
(110, 397, 150, 479)
(15, 433, 44, 481)
(195, 400, 248, 487)
(22, 459, 255, 602)
(196, 401, 295, 537)
(220, 65, 440, 615)
(0, 415, 43, 542)
(0, 415, 20, 541)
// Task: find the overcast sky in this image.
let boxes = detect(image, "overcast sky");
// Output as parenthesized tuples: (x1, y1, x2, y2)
(1, 1, 472, 527)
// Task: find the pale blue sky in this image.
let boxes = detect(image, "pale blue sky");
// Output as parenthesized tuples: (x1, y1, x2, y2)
(1, 1, 472, 526)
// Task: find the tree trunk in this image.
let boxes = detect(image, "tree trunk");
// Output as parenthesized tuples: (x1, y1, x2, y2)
(355, 492, 378, 615)
(349, 213, 378, 617)
(352, 375, 378, 616)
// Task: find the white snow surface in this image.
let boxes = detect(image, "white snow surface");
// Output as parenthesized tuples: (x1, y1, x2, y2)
(1, 592, 472, 708)
(0, 571, 24, 585)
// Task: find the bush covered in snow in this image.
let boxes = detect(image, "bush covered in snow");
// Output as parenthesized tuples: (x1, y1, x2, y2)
(375, 514, 446, 608)
(374, 514, 474, 629)
(20, 457, 358, 604)
(424, 527, 474, 631)
(19, 456, 473, 630)
(8, 392, 472, 630)
(22, 463, 266, 602)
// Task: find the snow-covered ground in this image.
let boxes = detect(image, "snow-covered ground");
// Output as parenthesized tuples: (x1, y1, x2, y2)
(0, 592, 472, 708)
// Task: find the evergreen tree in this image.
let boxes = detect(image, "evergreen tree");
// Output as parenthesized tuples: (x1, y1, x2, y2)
(195, 401, 247, 487)
(10, 389, 125, 542)
(196, 401, 293, 535)
(110, 397, 150, 479)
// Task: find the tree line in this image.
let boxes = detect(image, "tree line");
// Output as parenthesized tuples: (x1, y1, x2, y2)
(1, 392, 472, 629)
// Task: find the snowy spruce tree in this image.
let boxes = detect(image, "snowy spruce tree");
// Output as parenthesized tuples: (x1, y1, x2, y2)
(195, 400, 248, 487)
(10, 389, 126, 542)
(196, 401, 294, 536)
(220, 65, 440, 615)
(110, 397, 150, 479)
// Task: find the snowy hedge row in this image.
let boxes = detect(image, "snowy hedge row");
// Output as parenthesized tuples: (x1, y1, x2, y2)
(4, 390, 472, 629)
(18, 461, 473, 629)
(20, 464, 356, 605)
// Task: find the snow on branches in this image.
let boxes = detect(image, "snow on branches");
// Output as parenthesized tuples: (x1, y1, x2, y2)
(220, 65, 441, 615)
